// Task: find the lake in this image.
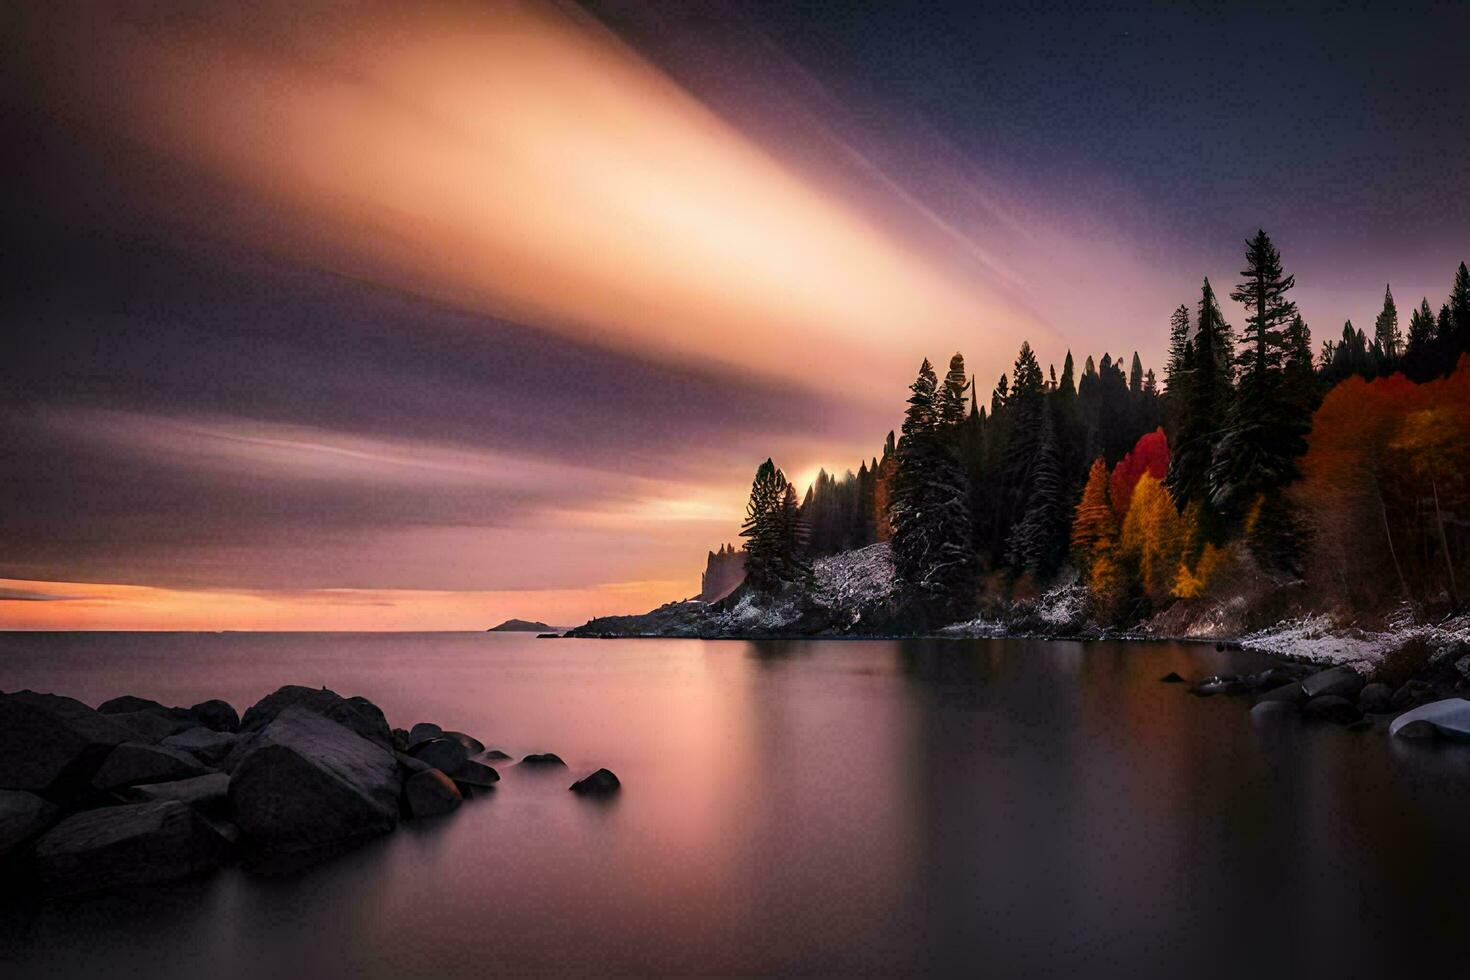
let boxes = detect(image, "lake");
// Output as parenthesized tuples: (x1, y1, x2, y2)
(2, 632, 1469, 977)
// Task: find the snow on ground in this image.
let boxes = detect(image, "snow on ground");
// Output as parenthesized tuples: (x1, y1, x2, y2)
(1240, 609, 1470, 673)
(811, 543, 896, 615)
(938, 616, 1008, 638)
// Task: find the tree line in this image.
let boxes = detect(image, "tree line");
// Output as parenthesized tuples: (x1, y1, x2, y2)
(739, 233, 1470, 626)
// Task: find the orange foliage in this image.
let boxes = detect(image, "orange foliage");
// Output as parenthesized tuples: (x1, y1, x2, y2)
(1109, 428, 1169, 519)
(1119, 474, 1186, 602)
(873, 453, 899, 541)
(1070, 458, 1118, 579)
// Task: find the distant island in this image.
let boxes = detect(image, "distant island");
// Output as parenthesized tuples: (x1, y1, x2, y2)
(487, 619, 554, 632)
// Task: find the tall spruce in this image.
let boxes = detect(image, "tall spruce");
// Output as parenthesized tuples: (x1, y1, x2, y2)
(889, 359, 977, 615)
(1373, 284, 1401, 365)
(739, 459, 794, 593)
(1165, 278, 1231, 511)
(939, 352, 969, 428)
(1005, 407, 1068, 580)
(1211, 230, 1309, 568)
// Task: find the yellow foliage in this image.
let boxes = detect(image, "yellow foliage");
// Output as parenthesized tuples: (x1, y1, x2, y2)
(1119, 474, 1185, 602)
(1172, 542, 1222, 599)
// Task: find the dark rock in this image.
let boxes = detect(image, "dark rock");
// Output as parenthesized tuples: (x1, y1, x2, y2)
(519, 753, 566, 767)
(488, 619, 553, 632)
(1190, 675, 1246, 697)
(1357, 682, 1394, 714)
(228, 706, 399, 854)
(394, 751, 432, 776)
(162, 727, 241, 766)
(481, 750, 513, 761)
(569, 768, 620, 796)
(1302, 667, 1365, 700)
(34, 801, 230, 897)
(392, 728, 410, 753)
(1244, 668, 1288, 692)
(1302, 695, 1363, 725)
(403, 769, 462, 818)
(537, 633, 559, 639)
(407, 722, 442, 747)
(105, 710, 188, 743)
(218, 732, 259, 773)
(443, 731, 486, 755)
(1255, 682, 1307, 706)
(0, 691, 137, 793)
(409, 737, 469, 773)
(97, 695, 171, 716)
(240, 686, 392, 749)
(451, 760, 499, 790)
(121, 772, 230, 812)
(92, 742, 214, 791)
(1346, 718, 1374, 732)
(1250, 700, 1300, 721)
(1159, 672, 1184, 683)
(0, 789, 60, 860)
(1391, 679, 1436, 711)
(1389, 698, 1470, 740)
(190, 699, 239, 733)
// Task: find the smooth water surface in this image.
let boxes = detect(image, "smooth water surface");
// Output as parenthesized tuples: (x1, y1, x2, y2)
(2, 632, 1468, 977)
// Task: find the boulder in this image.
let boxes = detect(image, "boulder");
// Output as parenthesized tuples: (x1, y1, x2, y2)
(0, 691, 137, 793)
(1159, 672, 1184, 683)
(407, 722, 442, 747)
(1389, 698, 1470, 740)
(92, 742, 215, 791)
(409, 737, 469, 774)
(240, 686, 392, 748)
(97, 695, 171, 716)
(0, 789, 60, 860)
(1302, 667, 1365, 700)
(481, 749, 513, 761)
(190, 699, 240, 733)
(1357, 682, 1394, 714)
(218, 732, 259, 773)
(391, 728, 410, 752)
(122, 772, 230, 812)
(228, 706, 400, 853)
(519, 753, 566, 767)
(443, 731, 486, 755)
(1255, 682, 1306, 706)
(403, 769, 462, 819)
(162, 727, 242, 766)
(569, 768, 620, 796)
(1250, 700, 1300, 723)
(33, 801, 229, 897)
(450, 760, 499, 790)
(1302, 695, 1363, 725)
(1391, 679, 1436, 711)
(106, 710, 188, 743)
(394, 751, 432, 776)
(1190, 675, 1246, 697)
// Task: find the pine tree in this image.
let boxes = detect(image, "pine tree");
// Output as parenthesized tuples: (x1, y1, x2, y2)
(1404, 298, 1439, 381)
(1373, 284, 1401, 365)
(1005, 407, 1068, 580)
(1450, 261, 1470, 353)
(1129, 352, 1144, 396)
(774, 483, 812, 585)
(890, 359, 977, 615)
(1211, 230, 1308, 567)
(740, 459, 790, 594)
(939, 352, 968, 427)
(1165, 278, 1231, 510)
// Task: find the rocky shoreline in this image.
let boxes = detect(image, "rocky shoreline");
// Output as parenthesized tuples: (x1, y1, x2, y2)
(0, 685, 619, 900)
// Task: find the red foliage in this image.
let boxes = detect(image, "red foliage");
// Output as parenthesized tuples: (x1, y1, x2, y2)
(1110, 427, 1170, 519)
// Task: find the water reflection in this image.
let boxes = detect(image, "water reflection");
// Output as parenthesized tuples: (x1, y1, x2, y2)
(2, 633, 1469, 976)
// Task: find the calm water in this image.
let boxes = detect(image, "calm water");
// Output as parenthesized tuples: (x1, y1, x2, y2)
(2, 632, 1469, 977)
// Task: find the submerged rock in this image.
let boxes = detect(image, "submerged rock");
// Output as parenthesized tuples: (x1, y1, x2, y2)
(34, 801, 230, 897)
(481, 749, 513, 761)
(1389, 698, 1470, 740)
(1159, 672, 1184, 683)
(1255, 682, 1306, 706)
(1301, 667, 1365, 700)
(450, 760, 499, 790)
(403, 769, 462, 818)
(569, 768, 620, 796)
(1302, 695, 1363, 725)
(228, 706, 400, 854)
(91, 742, 214, 791)
(1390, 679, 1436, 711)
(240, 686, 392, 749)
(443, 731, 486, 755)
(0, 692, 138, 793)
(0, 789, 60, 860)
(1250, 700, 1300, 722)
(519, 753, 566, 767)
(1357, 682, 1394, 714)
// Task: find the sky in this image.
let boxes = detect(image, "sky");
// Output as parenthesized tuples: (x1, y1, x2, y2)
(3, 0, 1467, 629)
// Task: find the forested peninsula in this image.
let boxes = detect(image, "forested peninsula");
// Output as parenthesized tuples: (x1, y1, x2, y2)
(571, 232, 1470, 676)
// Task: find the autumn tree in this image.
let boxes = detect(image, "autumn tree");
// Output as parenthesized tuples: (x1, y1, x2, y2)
(1109, 428, 1170, 520)
(1071, 458, 1119, 586)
